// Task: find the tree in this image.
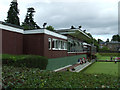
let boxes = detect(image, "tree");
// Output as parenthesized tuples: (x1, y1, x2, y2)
(99, 46, 109, 51)
(98, 39, 103, 44)
(111, 34, 120, 42)
(5, 0, 20, 26)
(22, 7, 40, 30)
(46, 25, 55, 31)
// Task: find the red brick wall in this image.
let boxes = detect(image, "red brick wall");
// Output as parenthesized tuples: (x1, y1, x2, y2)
(1, 29, 88, 58)
(23, 34, 44, 56)
(2, 30, 23, 55)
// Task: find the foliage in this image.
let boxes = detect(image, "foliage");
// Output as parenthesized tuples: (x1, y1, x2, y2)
(5, 1, 20, 26)
(99, 46, 109, 51)
(2, 66, 119, 88)
(2, 54, 48, 70)
(97, 53, 120, 57)
(46, 25, 55, 31)
(95, 53, 120, 61)
(111, 34, 120, 42)
(98, 39, 104, 44)
(22, 7, 40, 30)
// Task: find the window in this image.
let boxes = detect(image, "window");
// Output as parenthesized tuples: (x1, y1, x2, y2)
(48, 38, 51, 50)
(52, 39, 56, 49)
(61, 41, 64, 49)
(52, 38, 67, 50)
(64, 42, 67, 49)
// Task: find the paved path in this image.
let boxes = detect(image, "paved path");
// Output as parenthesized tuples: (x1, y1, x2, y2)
(55, 60, 95, 72)
(74, 62, 92, 72)
(74, 59, 96, 72)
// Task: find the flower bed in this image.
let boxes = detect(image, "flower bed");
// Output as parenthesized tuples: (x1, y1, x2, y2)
(2, 65, 119, 88)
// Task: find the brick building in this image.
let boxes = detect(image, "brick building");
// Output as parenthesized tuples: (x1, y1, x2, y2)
(0, 21, 96, 59)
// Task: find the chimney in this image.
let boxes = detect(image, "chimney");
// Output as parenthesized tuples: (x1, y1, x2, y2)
(12, 0, 17, 2)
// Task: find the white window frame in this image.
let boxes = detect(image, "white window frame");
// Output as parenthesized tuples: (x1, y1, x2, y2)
(48, 38, 51, 50)
(52, 38, 67, 50)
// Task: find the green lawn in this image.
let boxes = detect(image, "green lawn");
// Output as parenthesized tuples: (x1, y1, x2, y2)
(83, 62, 119, 76)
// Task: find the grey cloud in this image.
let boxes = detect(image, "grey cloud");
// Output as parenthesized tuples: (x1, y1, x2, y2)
(2, 1, 118, 36)
(31, 2, 117, 36)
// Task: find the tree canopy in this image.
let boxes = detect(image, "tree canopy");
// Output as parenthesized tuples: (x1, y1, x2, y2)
(5, 1, 20, 26)
(22, 7, 40, 30)
(111, 34, 120, 42)
(46, 25, 55, 31)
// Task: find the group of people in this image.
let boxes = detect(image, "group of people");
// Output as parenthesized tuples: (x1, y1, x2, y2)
(110, 56, 120, 63)
(77, 57, 87, 64)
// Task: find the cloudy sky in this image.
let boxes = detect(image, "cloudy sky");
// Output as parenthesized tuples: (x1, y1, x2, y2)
(0, 0, 119, 41)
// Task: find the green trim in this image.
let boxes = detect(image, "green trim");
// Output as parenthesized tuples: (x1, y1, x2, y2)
(46, 54, 86, 70)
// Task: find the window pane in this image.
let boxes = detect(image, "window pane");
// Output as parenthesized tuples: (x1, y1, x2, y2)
(48, 38, 51, 49)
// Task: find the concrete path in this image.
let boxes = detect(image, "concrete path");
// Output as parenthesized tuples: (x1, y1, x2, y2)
(54, 60, 95, 72)
(73, 59, 96, 72)
(74, 62, 92, 72)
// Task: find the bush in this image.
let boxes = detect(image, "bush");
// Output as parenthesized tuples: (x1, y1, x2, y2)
(2, 66, 119, 88)
(2, 54, 15, 65)
(99, 53, 120, 57)
(2, 54, 48, 70)
(21, 55, 48, 70)
(99, 46, 110, 51)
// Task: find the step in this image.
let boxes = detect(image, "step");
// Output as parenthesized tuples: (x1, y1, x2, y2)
(74, 62, 92, 72)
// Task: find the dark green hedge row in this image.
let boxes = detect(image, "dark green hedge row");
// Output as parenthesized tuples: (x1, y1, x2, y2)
(2, 54, 48, 70)
(99, 53, 120, 57)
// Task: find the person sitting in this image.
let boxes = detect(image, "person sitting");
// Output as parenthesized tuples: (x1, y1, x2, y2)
(115, 58, 117, 64)
(77, 59, 80, 64)
(79, 58, 83, 64)
(83, 57, 86, 63)
(110, 56, 113, 61)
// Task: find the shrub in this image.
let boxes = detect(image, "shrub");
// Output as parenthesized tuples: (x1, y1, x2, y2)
(2, 54, 15, 65)
(2, 66, 119, 88)
(99, 53, 120, 57)
(2, 54, 48, 70)
(20, 55, 48, 70)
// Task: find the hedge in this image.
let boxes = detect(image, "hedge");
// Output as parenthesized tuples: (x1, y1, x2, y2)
(98, 53, 120, 57)
(2, 54, 48, 70)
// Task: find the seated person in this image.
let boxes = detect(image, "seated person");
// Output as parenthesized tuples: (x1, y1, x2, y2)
(83, 57, 86, 63)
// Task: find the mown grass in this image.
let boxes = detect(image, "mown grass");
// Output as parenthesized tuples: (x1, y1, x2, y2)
(2, 65, 119, 88)
(82, 62, 119, 76)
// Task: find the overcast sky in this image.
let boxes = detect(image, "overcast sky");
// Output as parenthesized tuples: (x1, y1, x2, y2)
(0, 0, 119, 41)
